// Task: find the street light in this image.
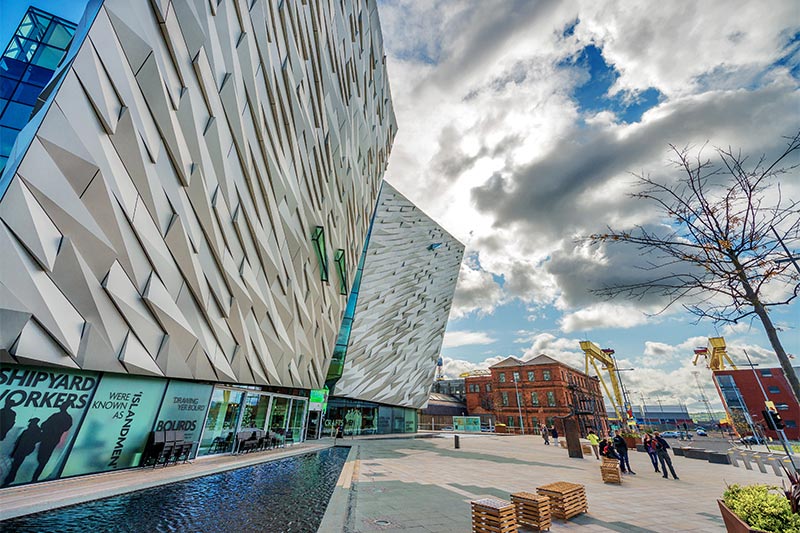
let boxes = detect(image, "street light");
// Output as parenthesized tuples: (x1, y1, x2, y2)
(513, 369, 525, 435)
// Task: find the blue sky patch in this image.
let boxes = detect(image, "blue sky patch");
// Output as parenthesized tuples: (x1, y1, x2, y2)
(561, 44, 663, 123)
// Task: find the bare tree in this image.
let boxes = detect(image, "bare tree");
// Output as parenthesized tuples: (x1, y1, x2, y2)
(585, 131, 800, 403)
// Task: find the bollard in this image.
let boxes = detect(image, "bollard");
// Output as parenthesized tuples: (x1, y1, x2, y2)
(455, 435, 460, 449)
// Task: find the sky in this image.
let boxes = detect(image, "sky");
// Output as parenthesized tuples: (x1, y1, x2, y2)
(1, 1, 797, 413)
(375, 0, 800, 411)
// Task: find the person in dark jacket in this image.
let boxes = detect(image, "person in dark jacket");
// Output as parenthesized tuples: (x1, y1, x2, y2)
(653, 432, 679, 479)
(643, 433, 660, 473)
(550, 426, 559, 447)
(599, 436, 619, 459)
(613, 430, 635, 474)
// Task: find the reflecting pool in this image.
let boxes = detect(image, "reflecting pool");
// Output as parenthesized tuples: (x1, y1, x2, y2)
(2, 447, 349, 533)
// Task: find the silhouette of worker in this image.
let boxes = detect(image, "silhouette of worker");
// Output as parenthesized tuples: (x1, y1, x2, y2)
(32, 402, 73, 482)
(0, 397, 16, 441)
(2, 418, 42, 486)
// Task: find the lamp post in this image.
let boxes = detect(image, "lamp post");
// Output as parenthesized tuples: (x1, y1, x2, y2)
(513, 368, 525, 435)
(740, 350, 796, 467)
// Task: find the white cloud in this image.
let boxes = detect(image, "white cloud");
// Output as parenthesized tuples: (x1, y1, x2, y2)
(442, 330, 497, 349)
(441, 355, 507, 379)
(558, 303, 651, 333)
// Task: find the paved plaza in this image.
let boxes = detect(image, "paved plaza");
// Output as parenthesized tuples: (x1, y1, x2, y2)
(321, 433, 786, 533)
(0, 433, 790, 532)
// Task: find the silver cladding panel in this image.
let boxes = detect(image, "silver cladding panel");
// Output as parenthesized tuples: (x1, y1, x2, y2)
(333, 182, 464, 409)
(0, 0, 396, 390)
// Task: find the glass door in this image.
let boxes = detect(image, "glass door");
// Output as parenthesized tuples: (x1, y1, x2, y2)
(198, 388, 244, 456)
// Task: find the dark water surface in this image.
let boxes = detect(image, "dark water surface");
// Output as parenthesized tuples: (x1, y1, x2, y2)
(1, 446, 350, 533)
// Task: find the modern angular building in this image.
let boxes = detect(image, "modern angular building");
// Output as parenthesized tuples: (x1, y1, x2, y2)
(714, 367, 800, 440)
(0, 0, 418, 487)
(323, 182, 464, 435)
(0, 8, 77, 171)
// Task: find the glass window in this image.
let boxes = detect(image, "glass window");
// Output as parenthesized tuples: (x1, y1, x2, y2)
(512, 371, 520, 382)
(0, 100, 33, 128)
(311, 226, 329, 282)
(546, 416, 554, 427)
(240, 393, 271, 431)
(547, 391, 556, 406)
(43, 22, 75, 49)
(485, 384, 492, 392)
(198, 388, 244, 456)
(31, 44, 63, 70)
(527, 371, 535, 381)
(287, 398, 307, 443)
(11, 81, 41, 105)
(785, 420, 797, 428)
(777, 403, 789, 411)
(768, 386, 780, 394)
(269, 396, 290, 433)
(1, 78, 19, 99)
(507, 416, 514, 426)
(499, 373, 506, 383)
(760, 369, 773, 377)
(543, 370, 551, 381)
(334, 248, 347, 295)
(530, 392, 539, 406)
(501, 392, 509, 406)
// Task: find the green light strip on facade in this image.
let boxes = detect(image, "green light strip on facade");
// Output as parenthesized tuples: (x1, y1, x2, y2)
(311, 226, 329, 282)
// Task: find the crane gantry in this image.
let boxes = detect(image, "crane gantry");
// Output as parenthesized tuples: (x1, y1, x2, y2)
(692, 336, 737, 371)
(579, 341, 633, 427)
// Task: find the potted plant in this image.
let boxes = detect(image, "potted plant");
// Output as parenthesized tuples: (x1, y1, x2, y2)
(719, 484, 800, 533)
(622, 432, 641, 449)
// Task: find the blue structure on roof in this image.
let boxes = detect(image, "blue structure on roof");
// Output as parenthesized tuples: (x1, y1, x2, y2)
(0, 7, 77, 171)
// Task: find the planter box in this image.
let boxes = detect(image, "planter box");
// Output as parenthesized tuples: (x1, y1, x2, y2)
(623, 437, 641, 450)
(673, 447, 686, 456)
(717, 500, 769, 533)
(684, 448, 710, 461)
(708, 452, 731, 465)
(635, 444, 647, 453)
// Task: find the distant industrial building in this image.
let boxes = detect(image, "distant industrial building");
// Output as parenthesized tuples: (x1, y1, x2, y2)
(418, 392, 468, 431)
(606, 404, 692, 432)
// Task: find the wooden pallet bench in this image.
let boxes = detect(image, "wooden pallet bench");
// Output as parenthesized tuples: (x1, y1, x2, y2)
(536, 482, 588, 520)
(601, 457, 622, 484)
(471, 498, 518, 533)
(510, 491, 551, 531)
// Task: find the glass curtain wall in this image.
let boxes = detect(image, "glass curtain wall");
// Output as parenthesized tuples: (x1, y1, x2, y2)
(241, 393, 272, 431)
(269, 396, 290, 434)
(198, 389, 245, 455)
(288, 399, 307, 443)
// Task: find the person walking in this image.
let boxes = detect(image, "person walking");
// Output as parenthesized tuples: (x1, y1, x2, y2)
(653, 431, 679, 480)
(550, 426, 559, 447)
(586, 428, 601, 460)
(643, 433, 660, 473)
(613, 430, 635, 474)
(541, 426, 550, 445)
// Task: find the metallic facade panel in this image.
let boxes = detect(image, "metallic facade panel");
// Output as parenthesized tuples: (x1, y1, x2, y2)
(333, 182, 465, 409)
(0, 0, 396, 390)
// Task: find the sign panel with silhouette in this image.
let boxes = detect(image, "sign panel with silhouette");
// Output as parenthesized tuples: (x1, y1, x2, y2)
(0, 365, 99, 487)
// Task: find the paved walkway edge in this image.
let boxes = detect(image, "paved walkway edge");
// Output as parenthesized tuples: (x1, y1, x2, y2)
(0, 442, 331, 521)
(318, 444, 360, 532)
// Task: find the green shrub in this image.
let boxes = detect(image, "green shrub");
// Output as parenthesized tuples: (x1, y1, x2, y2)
(723, 484, 800, 533)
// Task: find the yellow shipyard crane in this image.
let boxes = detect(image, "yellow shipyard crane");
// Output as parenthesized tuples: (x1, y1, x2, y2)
(580, 341, 631, 426)
(692, 336, 737, 371)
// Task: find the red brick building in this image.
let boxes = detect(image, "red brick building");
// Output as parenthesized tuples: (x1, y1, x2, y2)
(465, 355, 609, 436)
(713, 367, 800, 440)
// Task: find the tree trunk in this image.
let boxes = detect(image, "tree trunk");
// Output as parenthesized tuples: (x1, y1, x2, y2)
(730, 255, 800, 405)
(751, 299, 800, 405)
